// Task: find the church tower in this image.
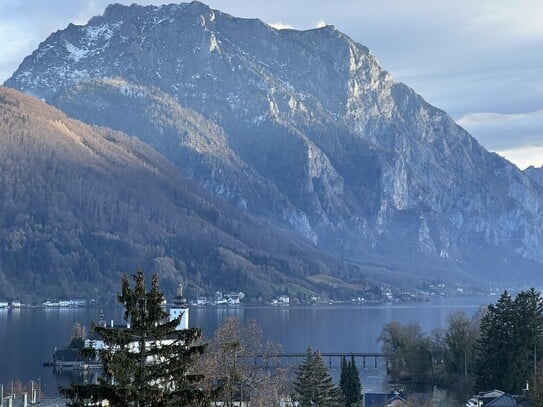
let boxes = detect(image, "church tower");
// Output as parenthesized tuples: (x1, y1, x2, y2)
(169, 282, 189, 330)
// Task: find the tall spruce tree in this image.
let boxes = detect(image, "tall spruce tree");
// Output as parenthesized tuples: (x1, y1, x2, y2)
(293, 347, 343, 407)
(475, 289, 543, 393)
(513, 288, 543, 388)
(339, 355, 362, 407)
(61, 270, 207, 406)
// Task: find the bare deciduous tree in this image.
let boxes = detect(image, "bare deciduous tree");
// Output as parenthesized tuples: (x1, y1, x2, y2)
(197, 316, 288, 406)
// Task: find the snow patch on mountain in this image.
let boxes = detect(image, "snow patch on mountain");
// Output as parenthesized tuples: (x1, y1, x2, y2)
(64, 41, 89, 62)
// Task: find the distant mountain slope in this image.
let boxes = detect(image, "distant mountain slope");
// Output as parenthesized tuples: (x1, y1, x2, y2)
(0, 86, 373, 301)
(6, 2, 543, 285)
(51, 78, 298, 225)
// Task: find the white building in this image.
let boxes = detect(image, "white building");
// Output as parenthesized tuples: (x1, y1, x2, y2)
(169, 283, 189, 330)
(85, 283, 190, 351)
(278, 295, 290, 305)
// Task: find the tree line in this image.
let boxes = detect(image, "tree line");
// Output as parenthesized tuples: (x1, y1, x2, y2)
(62, 270, 363, 406)
(378, 288, 543, 404)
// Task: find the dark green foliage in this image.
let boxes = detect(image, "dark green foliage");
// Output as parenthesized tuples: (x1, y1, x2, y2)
(61, 270, 207, 406)
(293, 347, 344, 407)
(68, 337, 84, 350)
(475, 289, 543, 393)
(339, 355, 362, 406)
(528, 359, 543, 406)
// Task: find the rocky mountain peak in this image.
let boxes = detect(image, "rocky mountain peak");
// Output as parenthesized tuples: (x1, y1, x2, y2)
(6, 2, 543, 287)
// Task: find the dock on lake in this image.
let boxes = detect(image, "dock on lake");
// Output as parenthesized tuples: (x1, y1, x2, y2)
(252, 352, 387, 369)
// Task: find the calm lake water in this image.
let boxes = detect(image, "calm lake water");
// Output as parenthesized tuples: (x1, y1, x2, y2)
(0, 296, 492, 402)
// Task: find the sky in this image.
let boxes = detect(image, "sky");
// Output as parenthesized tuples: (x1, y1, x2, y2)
(1, 1, 542, 169)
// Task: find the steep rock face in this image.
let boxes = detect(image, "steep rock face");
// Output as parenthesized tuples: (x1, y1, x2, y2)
(526, 166, 543, 189)
(6, 2, 543, 284)
(0, 86, 367, 300)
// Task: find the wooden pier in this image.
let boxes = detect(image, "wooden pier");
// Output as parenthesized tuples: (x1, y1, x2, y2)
(251, 352, 387, 369)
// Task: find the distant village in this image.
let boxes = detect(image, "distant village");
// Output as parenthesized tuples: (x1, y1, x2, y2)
(0, 281, 505, 310)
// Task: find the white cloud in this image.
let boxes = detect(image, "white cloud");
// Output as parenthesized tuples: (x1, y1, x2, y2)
(314, 19, 327, 28)
(466, 1, 543, 42)
(73, 0, 104, 25)
(495, 146, 543, 170)
(268, 22, 295, 30)
(457, 110, 543, 169)
(0, 19, 41, 81)
(457, 110, 543, 150)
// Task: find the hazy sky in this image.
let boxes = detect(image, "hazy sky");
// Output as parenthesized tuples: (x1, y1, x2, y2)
(1, 0, 542, 168)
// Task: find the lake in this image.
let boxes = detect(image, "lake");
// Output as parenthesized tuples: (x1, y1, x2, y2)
(0, 295, 491, 402)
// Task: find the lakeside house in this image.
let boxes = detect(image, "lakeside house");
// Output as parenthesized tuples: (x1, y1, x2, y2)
(193, 290, 245, 305)
(43, 299, 87, 307)
(196, 296, 208, 305)
(271, 295, 290, 306)
(364, 391, 431, 407)
(84, 283, 189, 352)
(465, 389, 530, 407)
(0, 301, 8, 308)
(364, 392, 409, 407)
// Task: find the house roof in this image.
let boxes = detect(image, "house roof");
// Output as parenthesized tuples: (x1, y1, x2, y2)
(468, 390, 518, 407)
(485, 394, 517, 407)
(364, 392, 410, 407)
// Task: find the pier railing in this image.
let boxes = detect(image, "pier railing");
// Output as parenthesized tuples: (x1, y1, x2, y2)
(250, 352, 388, 369)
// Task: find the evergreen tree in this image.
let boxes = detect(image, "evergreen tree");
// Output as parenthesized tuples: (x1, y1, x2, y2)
(475, 291, 516, 391)
(340, 355, 362, 407)
(349, 355, 362, 406)
(61, 270, 207, 406)
(513, 288, 543, 389)
(339, 356, 348, 401)
(529, 359, 543, 407)
(475, 289, 543, 393)
(293, 347, 343, 407)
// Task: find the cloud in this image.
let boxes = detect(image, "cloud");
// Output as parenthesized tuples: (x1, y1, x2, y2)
(0, 19, 41, 81)
(466, 1, 543, 42)
(268, 22, 295, 30)
(457, 110, 543, 150)
(457, 110, 543, 169)
(495, 146, 543, 170)
(314, 19, 327, 28)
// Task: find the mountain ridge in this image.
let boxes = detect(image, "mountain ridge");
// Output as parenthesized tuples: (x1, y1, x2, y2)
(5, 2, 543, 287)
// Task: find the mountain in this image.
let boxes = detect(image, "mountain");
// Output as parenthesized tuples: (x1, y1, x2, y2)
(526, 166, 543, 189)
(6, 2, 543, 286)
(0, 86, 375, 301)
